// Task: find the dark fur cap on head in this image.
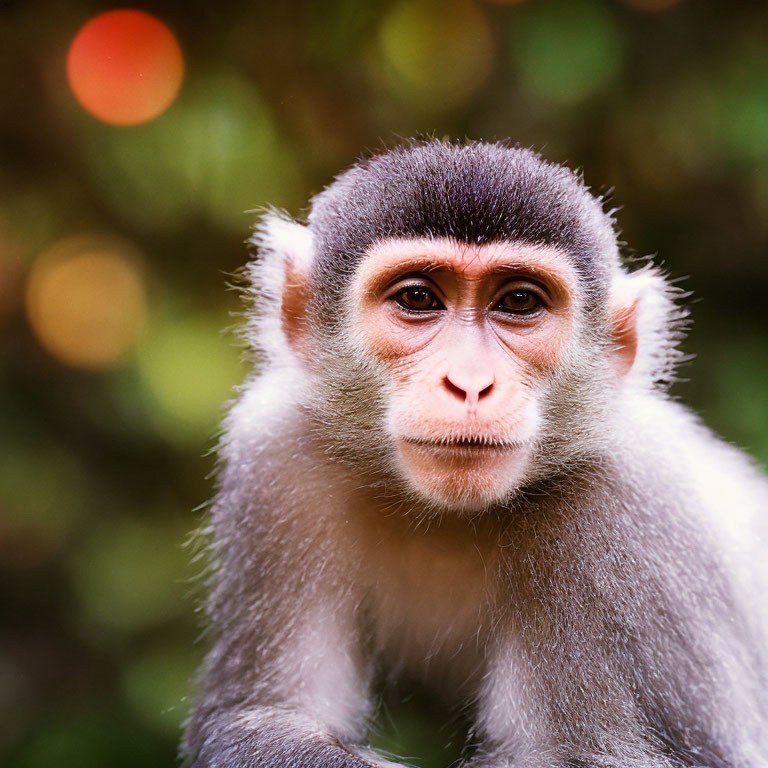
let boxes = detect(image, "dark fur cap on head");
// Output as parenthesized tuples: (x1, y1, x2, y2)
(308, 140, 620, 315)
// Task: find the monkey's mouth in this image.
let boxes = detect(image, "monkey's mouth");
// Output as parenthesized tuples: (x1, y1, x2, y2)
(396, 434, 533, 508)
(402, 436, 518, 454)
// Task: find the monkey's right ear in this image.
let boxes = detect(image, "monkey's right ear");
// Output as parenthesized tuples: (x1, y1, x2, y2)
(609, 264, 689, 390)
(245, 211, 314, 366)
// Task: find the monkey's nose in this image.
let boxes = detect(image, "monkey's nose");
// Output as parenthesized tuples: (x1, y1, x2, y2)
(443, 372, 495, 407)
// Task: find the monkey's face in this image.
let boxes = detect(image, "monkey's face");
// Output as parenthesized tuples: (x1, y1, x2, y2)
(349, 237, 583, 513)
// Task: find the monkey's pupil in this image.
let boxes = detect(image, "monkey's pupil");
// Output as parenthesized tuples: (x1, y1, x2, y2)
(502, 290, 538, 312)
(400, 287, 435, 309)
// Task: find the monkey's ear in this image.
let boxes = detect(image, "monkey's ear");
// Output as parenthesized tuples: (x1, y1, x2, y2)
(609, 265, 688, 389)
(609, 296, 639, 378)
(245, 211, 314, 366)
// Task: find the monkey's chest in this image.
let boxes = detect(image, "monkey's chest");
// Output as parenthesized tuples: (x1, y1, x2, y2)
(361, 527, 496, 693)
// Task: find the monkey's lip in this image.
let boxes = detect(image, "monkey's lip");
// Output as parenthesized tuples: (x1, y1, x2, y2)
(401, 437, 519, 454)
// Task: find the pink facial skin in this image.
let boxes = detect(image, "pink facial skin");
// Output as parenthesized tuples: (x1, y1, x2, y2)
(350, 237, 581, 512)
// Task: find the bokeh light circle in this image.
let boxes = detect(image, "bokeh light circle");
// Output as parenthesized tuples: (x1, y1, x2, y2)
(67, 9, 183, 125)
(379, 0, 494, 109)
(512, 0, 622, 106)
(26, 236, 148, 369)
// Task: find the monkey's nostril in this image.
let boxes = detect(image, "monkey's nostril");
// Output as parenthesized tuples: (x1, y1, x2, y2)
(444, 376, 467, 401)
(443, 376, 494, 402)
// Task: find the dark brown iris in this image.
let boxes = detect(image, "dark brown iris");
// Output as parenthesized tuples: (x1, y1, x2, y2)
(496, 289, 541, 314)
(394, 286, 442, 311)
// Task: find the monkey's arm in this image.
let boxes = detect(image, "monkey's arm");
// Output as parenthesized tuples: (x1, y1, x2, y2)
(182, 406, 391, 768)
(187, 710, 375, 768)
(468, 447, 764, 768)
(183, 511, 380, 768)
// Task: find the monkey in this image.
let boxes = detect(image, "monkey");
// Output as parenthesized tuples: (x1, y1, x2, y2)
(182, 140, 768, 768)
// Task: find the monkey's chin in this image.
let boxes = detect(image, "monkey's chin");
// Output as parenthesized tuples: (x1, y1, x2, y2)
(395, 440, 531, 514)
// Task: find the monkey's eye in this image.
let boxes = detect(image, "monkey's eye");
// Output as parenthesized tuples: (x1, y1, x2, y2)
(393, 286, 443, 312)
(494, 289, 542, 315)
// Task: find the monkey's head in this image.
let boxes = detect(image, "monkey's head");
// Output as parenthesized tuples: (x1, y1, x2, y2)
(248, 141, 685, 514)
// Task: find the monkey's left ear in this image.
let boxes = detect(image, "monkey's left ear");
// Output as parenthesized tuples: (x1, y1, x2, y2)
(609, 265, 688, 388)
(245, 212, 314, 366)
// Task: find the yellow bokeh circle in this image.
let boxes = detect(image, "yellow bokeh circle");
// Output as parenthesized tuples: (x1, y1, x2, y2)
(379, 0, 495, 108)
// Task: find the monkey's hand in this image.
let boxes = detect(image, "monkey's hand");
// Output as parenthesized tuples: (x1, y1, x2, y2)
(463, 750, 696, 768)
(189, 708, 409, 768)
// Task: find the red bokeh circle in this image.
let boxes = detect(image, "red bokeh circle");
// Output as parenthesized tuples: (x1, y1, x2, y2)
(67, 9, 183, 126)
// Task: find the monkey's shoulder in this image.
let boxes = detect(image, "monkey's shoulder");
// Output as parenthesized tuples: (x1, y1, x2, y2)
(213, 369, 355, 528)
(610, 394, 768, 546)
(619, 394, 766, 485)
(217, 370, 316, 476)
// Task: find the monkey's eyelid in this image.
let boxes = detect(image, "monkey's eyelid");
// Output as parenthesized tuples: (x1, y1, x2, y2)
(495, 275, 550, 295)
(383, 277, 445, 301)
(381, 271, 444, 294)
(495, 270, 570, 302)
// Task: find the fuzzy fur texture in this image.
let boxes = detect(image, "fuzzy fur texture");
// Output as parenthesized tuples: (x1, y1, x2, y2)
(183, 141, 768, 768)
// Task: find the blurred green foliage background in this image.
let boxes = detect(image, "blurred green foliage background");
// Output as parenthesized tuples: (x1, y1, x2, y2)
(2, 1, 768, 766)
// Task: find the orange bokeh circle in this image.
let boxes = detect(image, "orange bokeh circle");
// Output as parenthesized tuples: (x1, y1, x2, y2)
(67, 9, 183, 125)
(26, 236, 148, 369)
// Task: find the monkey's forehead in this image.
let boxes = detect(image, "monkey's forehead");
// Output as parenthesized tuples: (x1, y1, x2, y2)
(308, 141, 618, 294)
(354, 236, 579, 293)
